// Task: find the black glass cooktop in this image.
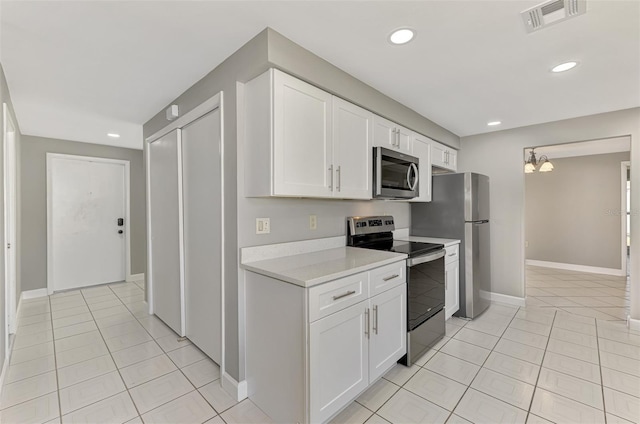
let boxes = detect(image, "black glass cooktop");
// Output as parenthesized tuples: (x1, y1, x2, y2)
(365, 240, 444, 257)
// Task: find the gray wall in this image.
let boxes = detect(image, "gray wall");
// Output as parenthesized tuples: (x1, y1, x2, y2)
(458, 107, 640, 318)
(20, 135, 146, 292)
(143, 28, 455, 383)
(525, 152, 630, 270)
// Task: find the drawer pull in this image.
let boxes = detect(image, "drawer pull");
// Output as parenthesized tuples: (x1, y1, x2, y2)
(332, 290, 356, 301)
(382, 274, 400, 282)
(448, 253, 456, 257)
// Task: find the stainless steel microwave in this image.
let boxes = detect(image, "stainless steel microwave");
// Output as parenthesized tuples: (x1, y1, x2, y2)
(373, 147, 419, 199)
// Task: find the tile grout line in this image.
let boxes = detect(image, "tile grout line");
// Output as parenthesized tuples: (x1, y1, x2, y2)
(50, 292, 64, 422)
(523, 308, 558, 423)
(595, 319, 609, 424)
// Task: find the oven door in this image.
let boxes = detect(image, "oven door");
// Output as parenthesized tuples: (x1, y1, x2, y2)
(407, 250, 445, 331)
(373, 147, 419, 199)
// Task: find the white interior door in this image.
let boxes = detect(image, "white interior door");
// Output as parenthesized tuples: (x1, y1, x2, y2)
(4, 103, 17, 350)
(148, 130, 183, 335)
(182, 109, 222, 364)
(48, 155, 126, 291)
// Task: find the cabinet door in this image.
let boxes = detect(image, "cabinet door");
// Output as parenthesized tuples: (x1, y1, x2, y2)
(447, 149, 458, 171)
(369, 285, 406, 381)
(332, 97, 373, 199)
(310, 301, 369, 424)
(445, 260, 460, 320)
(409, 134, 432, 202)
(396, 125, 413, 155)
(372, 115, 396, 150)
(273, 70, 333, 197)
(430, 141, 447, 168)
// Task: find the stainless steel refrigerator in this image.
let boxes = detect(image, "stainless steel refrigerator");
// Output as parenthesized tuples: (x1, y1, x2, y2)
(411, 173, 491, 318)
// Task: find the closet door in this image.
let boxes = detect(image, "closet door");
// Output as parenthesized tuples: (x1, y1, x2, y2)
(149, 130, 183, 334)
(182, 109, 222, 364)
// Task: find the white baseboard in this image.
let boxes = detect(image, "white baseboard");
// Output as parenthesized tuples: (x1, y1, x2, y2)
(21, 288, 49, 300)
(628, 316, 640, 331)
(489, 292, 526, 307)
(221, 372, 248, 402)
(126, 273, 145, 282)
(526, 260, 625, 277)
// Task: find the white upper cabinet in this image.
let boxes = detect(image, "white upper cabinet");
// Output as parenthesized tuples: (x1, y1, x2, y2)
(245, 69, 333, 198)
(372, 115, 412, 155)
(273, 70, 333, 197)
(431, 140, 458, 172)
(331, 97, 373, 199)
(409, 132, 432, 202)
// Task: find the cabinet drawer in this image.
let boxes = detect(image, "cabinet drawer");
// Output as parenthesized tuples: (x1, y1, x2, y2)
(369, 261, 406, 296)
(308, 272, 369, 322)
(445, 245, 459, 265)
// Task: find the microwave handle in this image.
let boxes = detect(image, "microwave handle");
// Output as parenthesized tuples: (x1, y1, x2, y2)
(407, 162, 419, 191)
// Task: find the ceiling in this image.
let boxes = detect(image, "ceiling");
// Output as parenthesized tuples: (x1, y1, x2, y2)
(2, 1, 639, 150)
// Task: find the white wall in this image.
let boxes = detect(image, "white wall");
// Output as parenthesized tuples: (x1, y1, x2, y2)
(459, 107, 640, 320)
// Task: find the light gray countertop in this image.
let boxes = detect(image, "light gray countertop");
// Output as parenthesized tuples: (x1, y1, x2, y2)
(241, 246, 407, 288)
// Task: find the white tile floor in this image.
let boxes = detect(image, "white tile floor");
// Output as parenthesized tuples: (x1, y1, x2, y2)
(2, 270, 640, 424)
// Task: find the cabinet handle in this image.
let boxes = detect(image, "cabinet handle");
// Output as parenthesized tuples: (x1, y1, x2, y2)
(332, 290, 356, 301)
(365, 308, 370, 339)
(336, 166, 341, 192)
(448, 253, 456, 257)
(382, 274, 399, 281)
(373, 305, 378, 335)
(328, 165, 333, 190)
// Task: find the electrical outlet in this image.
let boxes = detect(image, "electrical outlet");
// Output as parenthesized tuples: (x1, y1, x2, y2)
(256, 218, 270, 234)
(309, 215, 317, 230)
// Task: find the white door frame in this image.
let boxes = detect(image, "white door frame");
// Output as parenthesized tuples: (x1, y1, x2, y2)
(145, 92, 224, 373)
(622, 161, 631, 275)
(3, 103, 18, 354)
(46, 153, 131, 294)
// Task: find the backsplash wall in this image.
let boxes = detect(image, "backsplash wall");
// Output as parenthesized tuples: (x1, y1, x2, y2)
(238, 197, 410, 248)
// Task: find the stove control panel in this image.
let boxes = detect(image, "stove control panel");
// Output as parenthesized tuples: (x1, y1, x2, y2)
(347, 216, 395, 236)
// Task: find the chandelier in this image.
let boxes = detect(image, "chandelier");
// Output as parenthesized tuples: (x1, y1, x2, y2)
(524, 148, 554, 173)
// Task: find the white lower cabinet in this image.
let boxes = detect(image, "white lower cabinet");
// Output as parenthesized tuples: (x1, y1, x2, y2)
(245, 261, 407, 424)
(444, 244, 460, 319)
(310, 301, 369, 423)
(368, 285, 407, 381)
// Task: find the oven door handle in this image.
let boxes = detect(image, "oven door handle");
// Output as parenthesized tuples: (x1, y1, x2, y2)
(407, 249, 445, 267)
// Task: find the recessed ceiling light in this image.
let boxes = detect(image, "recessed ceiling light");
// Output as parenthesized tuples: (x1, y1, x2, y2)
(389, 28, 415, 45)
(551, 61, 578, 73)
(487, 121, 502, 126)
(107, 133, 120, 138)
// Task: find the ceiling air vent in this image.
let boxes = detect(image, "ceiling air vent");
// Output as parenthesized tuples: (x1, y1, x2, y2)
(521, 0, 587, 33)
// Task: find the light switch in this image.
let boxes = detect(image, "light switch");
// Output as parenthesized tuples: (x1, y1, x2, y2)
(256, 218, 270, 234)
(309, 215, 317, 230)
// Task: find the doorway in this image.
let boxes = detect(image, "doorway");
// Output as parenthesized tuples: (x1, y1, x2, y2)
(47, 154, 131, 293)
(523, 137, 631, 320)
(3, 103, 18, 354)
